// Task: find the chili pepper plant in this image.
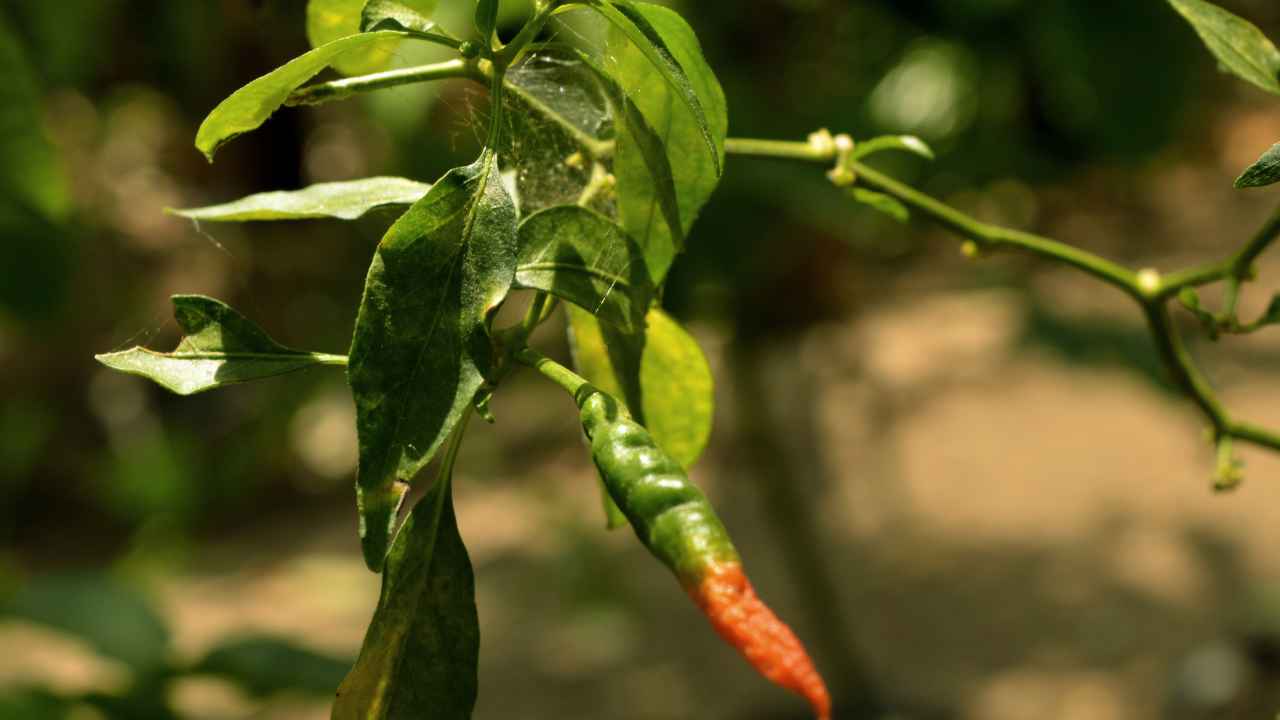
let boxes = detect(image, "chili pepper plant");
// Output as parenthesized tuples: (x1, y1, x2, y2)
(96, 0, 1280, 717)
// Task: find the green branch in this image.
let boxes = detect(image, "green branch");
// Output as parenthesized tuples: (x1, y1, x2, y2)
(286, 59, 479, 106)
(286, 50, 612, 160)
(515, 346, 594, 403)
(851, 160, 1144, 299)
(724, 133, 1280, 481)
(1158, 204, 1280, 299)
(495, 0, 565, 68)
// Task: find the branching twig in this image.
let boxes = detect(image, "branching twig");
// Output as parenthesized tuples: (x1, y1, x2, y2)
(724, 134, 1280, 485)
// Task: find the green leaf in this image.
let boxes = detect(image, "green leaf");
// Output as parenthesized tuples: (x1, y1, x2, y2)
(4, 573, 170, 673)
(1235, 142, 1280, 188)
(849, 188, 910, 223)
(95, 295, 343, 396)
(193, 635, 350, 697)
(590, 0, 722, 176)
(170, 177, 432, 222)
(332, 471, 478, 720)
(566, 305, 713, 469)
(475, 0, 499, 42)
(348, 152, 517, 570)
(196, 30, 409, 161)
(308, 0, 441, 76)
(1168, 0, 1280, 95)
(567, 48, 683, 278)
(516, 206, 653, 332)
(360, 0, 448, 38)
(852, 134, 935, 161)
(604, 2, 727, 283)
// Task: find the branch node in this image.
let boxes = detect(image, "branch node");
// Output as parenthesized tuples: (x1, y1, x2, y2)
(825, 133, 857, 188)
(1136, 268, 1162, 298)
(960, 240, 987, 261)
(1213, 435, 1244, 493)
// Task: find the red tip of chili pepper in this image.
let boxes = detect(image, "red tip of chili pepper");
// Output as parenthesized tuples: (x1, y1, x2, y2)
(689, 563, 832, 720)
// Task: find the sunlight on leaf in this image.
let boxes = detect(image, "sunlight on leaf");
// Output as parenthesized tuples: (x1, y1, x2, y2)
(348, 152, 517, 570)
(1168, 0, 1280, 95)
(95, 296, 344, 396)
(170, 177, 432, 222)
(516, 205, 653, 332)
(333, 472, 478, 719)
(308, 0, 440, 76)
(567, 305, 713, 469)
(605, 2, 727, 284)
(196, 30, 409, 161)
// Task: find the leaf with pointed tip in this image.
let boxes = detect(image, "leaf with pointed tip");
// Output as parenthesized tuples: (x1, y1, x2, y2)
(359, 0, 458, 45)
(849, 188, 910, 223)
(567, 47, 684, 281)
(348, 152, 516, 570)
(95, 296, 343, 396)
(333, 472, 478, 720)
(604, 2, 727, 284)
(1167, 0, 1280, 95)
(566, 305, 713, 469)
(853, 135, 935, 161)
(589, 0, 721, 176)
(170, 177, 432, 222)
(475, 0, 499, 42)
(516, 206, 653, 332)
(1235, 142, 1280, 188)
(196, 30, 409, 161)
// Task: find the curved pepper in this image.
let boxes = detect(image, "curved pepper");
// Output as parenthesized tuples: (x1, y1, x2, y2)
(578, 390, 831, 720)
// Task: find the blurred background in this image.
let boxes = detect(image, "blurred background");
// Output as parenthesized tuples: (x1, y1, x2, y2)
(5, 0, 1280, 718)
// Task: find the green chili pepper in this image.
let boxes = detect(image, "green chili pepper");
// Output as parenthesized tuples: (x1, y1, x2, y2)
(578, 389, 832, 720)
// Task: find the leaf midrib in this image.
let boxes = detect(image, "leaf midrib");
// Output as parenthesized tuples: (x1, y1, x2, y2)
(376, 161, 489, 483)
(517, 261, 631, 288)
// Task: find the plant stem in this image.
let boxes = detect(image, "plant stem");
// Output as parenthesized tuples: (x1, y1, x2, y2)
(492, 68, 614, 158)
(1142, 302, 1230, 433)
(515, 346, 592, 400)
(724, 137, 835, 163)
(1153, 203, 1280, 298)
(723, 134, 1280, 467)
(851, 160, 1144, 299)
(283, 40, 613, 160)
(522, 292, 551, 335)
(312, 353, 350, 366)
(1232, 204, 1280, 276)
(286, 59, 479, 106)
(495, 0, 563, 68)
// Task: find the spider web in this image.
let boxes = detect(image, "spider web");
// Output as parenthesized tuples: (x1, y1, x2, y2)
(495, 28, 619, 218)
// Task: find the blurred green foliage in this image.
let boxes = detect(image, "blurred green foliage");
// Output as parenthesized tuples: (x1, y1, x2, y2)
(1, 572, 348, 718)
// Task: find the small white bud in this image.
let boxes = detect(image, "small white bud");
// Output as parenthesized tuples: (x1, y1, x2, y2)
(1137, 268, 1162, 295)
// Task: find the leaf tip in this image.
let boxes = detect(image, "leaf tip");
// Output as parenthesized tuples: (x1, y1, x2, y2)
(901, 135, 935, 159)
(360, 532, 389, 572)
